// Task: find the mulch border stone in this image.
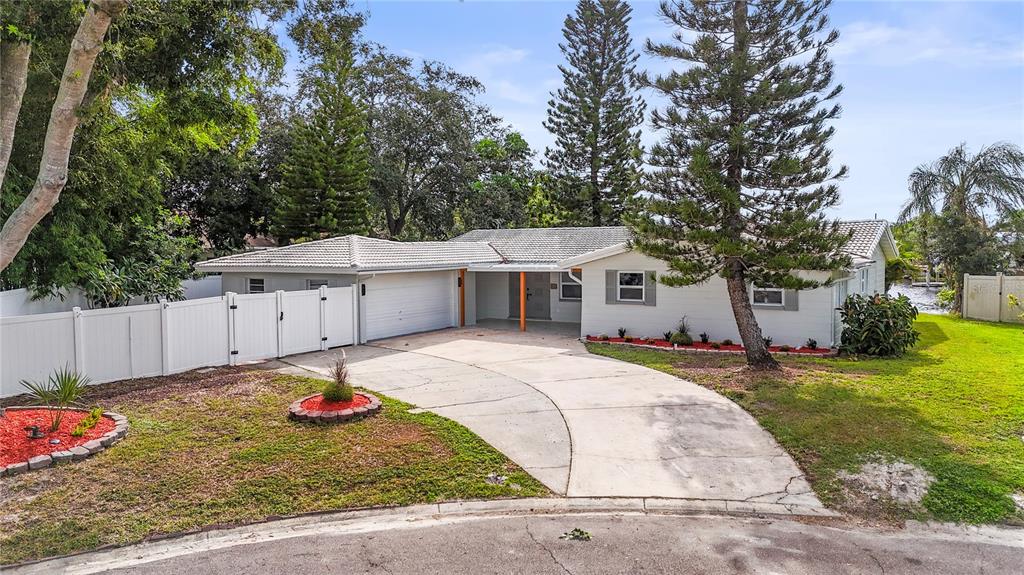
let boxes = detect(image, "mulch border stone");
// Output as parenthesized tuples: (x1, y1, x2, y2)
(287, 393, 382, 424)
(0, 406, 128, 477)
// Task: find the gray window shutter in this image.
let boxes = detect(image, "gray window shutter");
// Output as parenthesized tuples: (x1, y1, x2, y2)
(605, 269, 618, 304)
(784, 289, 799, 311)
(644, 271, 657, 306)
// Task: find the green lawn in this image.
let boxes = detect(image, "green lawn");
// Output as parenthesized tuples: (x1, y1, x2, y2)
(587, 314, 1024, 524)
(0, 369, 546, 565)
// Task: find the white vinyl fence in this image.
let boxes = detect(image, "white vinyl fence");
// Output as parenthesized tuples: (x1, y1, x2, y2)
(0, 276, 223, 317)
(963, 273, 1024, 324)
(0, 286, 356, 398)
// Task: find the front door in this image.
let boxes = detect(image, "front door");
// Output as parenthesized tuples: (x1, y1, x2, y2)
(509, 272, 551, 320)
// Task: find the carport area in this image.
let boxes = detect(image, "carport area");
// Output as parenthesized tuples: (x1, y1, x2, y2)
(280, 326, 823, 508)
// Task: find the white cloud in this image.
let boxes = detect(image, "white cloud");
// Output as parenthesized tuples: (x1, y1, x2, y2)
(458, 46, 543, 105)
(834, 20, 1024, 67)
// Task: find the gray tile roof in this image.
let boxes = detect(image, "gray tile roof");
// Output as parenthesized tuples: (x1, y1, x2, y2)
(195, 221, 893, 273)
(195, 235, 502, 272)
(450, 226, 632, 263)
(837, 220, 893, 259)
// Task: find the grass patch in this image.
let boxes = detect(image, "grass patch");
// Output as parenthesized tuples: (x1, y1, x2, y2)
(0, 368, 546, 564)
(587, 314, 1024, 524)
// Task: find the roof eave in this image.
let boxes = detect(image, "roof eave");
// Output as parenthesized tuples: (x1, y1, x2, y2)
(556, 242, 631, 268)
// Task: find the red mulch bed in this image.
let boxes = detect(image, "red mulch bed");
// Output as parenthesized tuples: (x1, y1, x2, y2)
(0, 408, 115, 466)
(585, 336, 832, 355)
(300, 393, 372, 413)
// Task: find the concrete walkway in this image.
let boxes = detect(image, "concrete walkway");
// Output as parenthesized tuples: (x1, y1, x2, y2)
(278, 326, 821, 507)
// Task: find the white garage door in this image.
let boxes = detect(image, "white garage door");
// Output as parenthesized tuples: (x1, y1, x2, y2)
(363, 271, 455, 341)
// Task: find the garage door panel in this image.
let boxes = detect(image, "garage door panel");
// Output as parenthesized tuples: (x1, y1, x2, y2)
(364, 272, 454, 340)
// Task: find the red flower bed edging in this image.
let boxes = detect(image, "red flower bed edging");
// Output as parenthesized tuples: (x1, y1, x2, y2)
(585, 336, 834, 356)
(287, 392, 382, 424)
(0, 406, 128, 476)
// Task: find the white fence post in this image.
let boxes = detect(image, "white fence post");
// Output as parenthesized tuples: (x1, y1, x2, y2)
(226, 292, 237, 366)
(997, 272, 1005, 323)
(962, 273, 970, 318)
(319, 285, 328, 351)
(159, 299, 170, 375)
(72, 307, 85, 374)
(276, 290, 285, 358)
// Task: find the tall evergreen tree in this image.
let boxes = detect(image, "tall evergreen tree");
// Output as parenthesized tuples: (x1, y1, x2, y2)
(274, 48, 370, 244)
(632, 0, 851, 369)
(543, 0, 644, 226)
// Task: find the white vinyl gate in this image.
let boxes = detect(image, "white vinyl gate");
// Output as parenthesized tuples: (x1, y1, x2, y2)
(963, 273, 1024, 324)
(1, 286, 356, 398)
(362, 271, 456, 341)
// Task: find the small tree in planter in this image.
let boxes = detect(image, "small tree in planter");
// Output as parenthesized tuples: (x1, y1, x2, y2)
(20, 365, 91, 432)
(840, 294, 920, 356)
(324, 356, 354, 402)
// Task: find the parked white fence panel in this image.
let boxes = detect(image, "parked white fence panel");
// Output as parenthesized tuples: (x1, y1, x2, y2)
(1, 286, 358, 398)
(80, 305, 163, 383)
(281, 290, 323, 356)
(963, 273, 1023, 324)
(325, 287, 356, 347)
(165, 297, 229, 373)
(0, 311, 77, 397)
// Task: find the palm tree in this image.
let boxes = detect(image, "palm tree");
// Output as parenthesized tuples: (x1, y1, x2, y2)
(899, 142, 1024, 227)
(898, 142, 1024, 311)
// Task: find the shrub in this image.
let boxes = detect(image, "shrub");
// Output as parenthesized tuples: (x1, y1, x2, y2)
(20, 365, 91, 432)
(623, 335, 634, 343)
(699, 332, 709, 344)
(598, 334, 610, 341)
(805, 338, 818, 349)
(839, 293, 920, 356)
(763, 336, 773, 347)
(1009, 294, 1024, 323)
(670, 332, 693, 346)
(617, 327, 627, 338)
(663, 331, 673, 341)
(937, 287, 956, 310)
(779, 344, 792, 352)
(721, 339, 734, 346)
(323, 355, 355, 402)
(71, 407, 104, 437)
(677, 316, 690, 335)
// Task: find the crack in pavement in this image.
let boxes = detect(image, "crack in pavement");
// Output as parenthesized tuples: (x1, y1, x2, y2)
(524, 519, 572, 575)
(412, 391, 535, 410)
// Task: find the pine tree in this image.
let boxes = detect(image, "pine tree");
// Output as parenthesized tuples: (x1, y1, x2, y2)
(632, 0, 852, 369)
(275, 48, 370, 244)
(543, 0, 645, 226)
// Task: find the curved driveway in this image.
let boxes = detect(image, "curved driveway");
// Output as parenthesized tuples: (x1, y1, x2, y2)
(282, 326, 822, 508)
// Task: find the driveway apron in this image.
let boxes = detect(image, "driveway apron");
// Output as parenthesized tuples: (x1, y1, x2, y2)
(280, 327, 822, 507)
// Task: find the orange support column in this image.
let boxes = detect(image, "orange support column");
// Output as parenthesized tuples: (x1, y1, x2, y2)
(519, 271, 526, 331)
(458, 269, 466, 327)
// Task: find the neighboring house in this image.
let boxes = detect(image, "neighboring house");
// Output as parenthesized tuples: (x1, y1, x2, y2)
(195, 220, 896, 347)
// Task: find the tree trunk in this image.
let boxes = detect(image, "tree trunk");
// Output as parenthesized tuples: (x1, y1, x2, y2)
(0, 40, 31, 189)
(725, 262, 779, 370)
(0, 0, 127, 272)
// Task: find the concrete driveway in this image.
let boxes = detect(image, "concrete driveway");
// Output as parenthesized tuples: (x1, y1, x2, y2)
(280, 326, 821, 507)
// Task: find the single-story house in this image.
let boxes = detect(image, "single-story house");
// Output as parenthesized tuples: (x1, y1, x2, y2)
(195, 220, 896, 347)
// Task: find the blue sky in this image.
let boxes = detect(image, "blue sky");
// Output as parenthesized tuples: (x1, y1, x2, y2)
(280, 1, 1024, 221)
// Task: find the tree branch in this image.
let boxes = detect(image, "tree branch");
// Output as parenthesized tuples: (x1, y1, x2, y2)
(0, 0, 128, 272)
(0, 39, 31, 187)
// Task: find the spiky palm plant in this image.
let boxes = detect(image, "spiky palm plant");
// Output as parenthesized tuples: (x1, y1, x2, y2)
(323, 354, 354, 402)
(20, 365, 91, 432)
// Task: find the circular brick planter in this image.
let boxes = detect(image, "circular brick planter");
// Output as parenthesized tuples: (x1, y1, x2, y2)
(287, 392, 382, 424)
(0, 406, 129, 477)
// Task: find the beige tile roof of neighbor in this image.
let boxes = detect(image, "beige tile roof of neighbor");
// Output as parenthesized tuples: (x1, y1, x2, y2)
(195, 221, 893, 273)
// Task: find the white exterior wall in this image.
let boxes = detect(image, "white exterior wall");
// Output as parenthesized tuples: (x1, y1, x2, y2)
(579, 250, 835, 347)
(548, 272, 582, 323)
(475, 272, 510, 319)
(464, 271, 477, 325)
(221, 272, 356, 294)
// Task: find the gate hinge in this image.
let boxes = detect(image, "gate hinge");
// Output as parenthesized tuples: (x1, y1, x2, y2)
(321, 337, 328, 341)
(321, 297, 327, 301)
(229, 304, 237, 310)
(230, 350, 239, 355)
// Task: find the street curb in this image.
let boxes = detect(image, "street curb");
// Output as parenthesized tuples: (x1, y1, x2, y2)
(5, 496, 839, 574)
